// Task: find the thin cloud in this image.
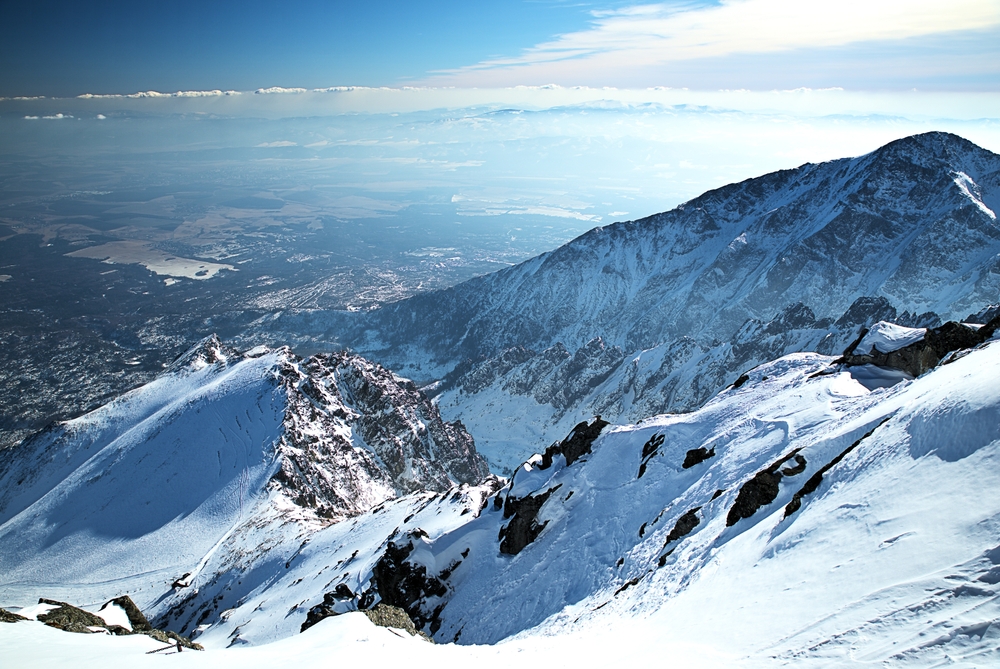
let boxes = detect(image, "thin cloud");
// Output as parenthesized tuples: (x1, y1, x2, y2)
(78, 90, 240, 99)
(427, 0, 1000, 85)
(256, 140, 298, 147)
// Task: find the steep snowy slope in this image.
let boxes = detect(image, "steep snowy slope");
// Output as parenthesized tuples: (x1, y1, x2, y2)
(0, 336, 490, 613)
(344, 333, 1000, 659)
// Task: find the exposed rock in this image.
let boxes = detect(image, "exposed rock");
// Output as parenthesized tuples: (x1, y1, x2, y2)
(835, 296, 898, 329)
(363, 603, 431, 641)
(539, 417, 610, 469)
(637, 432, 665, 478)
(732, 374, 750, 389)
(1, 608, 27, 623)
(726, 450, 801, 526)
(36, 598, 108, 633)
(142, 628, 204, 650)
(499, 485, 562, 555)
(842, 316, 1000, 377)
(781, 454, 807, 476)
(785, 418, 891, 518)
(682, 446, 716, 469)
(665, 507, 702, 544)
(372, 536, 448, 633)
(30, 597, 201, 648)
(273, 350, 491, 522)
(300, 587, 359, 633)
(103, 595, 152, 632)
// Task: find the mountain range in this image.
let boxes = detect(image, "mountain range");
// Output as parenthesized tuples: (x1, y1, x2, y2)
(272, 131, 1000, 471)
(3, 131, 1000, 668)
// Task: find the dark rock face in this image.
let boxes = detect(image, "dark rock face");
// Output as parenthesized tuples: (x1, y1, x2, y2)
(726, 450, 802, 526)
(104, 595, 152, 633)
(499, 485, 561, 556)
(372, 537, 448, 632)
(274, 350, 491, 522)
(682, 446, 716, 469)
(36, 598, 109, 633)
(637, 433, 665, 478)
(785, 417, 891, 518)
(362, 603, 429, 640)
(539, 417, 610, 469)
(1, 607, 28, 623)
(842, 314, 1000, 378)
(30, 597, 201, 648)
(300, 587, 359, 633)
(835, 296, 898, 329)
(665, 507, 702, 544)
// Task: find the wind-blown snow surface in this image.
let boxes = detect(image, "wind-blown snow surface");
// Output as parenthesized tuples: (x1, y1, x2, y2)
(384, 340, 1000, 658)
(6, 334, 1000, 667)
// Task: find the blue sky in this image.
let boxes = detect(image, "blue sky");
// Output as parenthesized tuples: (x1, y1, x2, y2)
(2, 0, 998, 97)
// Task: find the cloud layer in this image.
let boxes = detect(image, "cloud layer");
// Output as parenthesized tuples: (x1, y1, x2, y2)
(426, 0, 1000, 88)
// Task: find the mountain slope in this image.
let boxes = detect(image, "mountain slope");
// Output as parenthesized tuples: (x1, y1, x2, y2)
(312, 132, 998, 370)
(3, 322, 1000, 668)
(0, 337, 490, 609)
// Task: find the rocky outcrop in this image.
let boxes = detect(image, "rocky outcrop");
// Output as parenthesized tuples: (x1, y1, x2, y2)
(499, 485, 561, 556)
(372, 536, 448, 633)
(36, 598, 111, 634)
(842, 314, 1000, 377)
(683, 446, 716, 469)
(104, 595, 153, 632)
(539, 417, 610, 469)
(29, 597, 202, 648)
(665, 507, 702, 544)
(785, 418, 891, 518)
(1, 607, 28, 623)
(726, 450, 804, 527)
(271, 347, 491, 522)
(362, 603, 430, 640)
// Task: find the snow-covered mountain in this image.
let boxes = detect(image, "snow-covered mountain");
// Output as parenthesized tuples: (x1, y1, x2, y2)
(331, 131, 998, 364)
(5, 131, 1000, 668)
(5, 318, 999, 668)
(280, 131, 998, 472)
(0, 336, 491, 613)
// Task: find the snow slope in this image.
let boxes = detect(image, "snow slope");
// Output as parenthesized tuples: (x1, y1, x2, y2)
(0, 336, 490, 616)
(319, 331, 1000, 667)
(5, 329, 1000, 667)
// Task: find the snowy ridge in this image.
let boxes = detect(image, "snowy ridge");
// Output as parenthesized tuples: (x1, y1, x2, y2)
(0, 337, 490, 613)
(345, 335, 1000, 665)
(3, 325, 1000, 666)
(324, 132, 1000, 364)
